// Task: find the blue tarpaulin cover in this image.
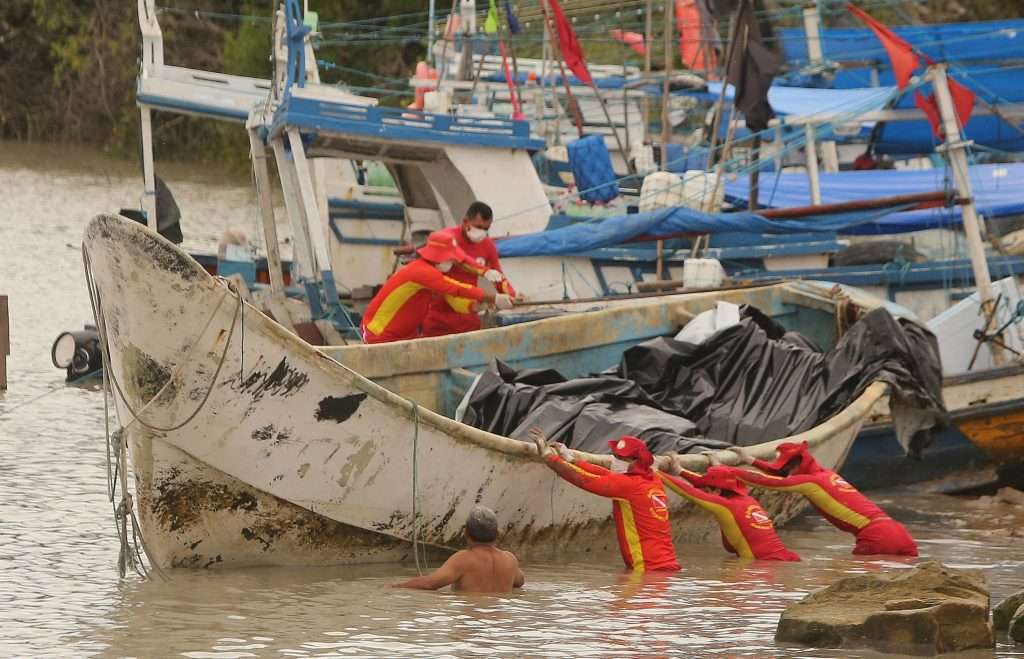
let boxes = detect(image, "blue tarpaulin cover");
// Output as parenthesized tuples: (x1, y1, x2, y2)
(497, 164, 1024, 257)
(725, 163, 1024, 234)
(779, 19, 1024, 65)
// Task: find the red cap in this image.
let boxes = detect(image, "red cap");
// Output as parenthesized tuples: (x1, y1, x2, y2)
(692, 466, 748, 495)
(608, 436, 654, 472)
(417, 231, 471, 265)
(763, 441, 822, 475)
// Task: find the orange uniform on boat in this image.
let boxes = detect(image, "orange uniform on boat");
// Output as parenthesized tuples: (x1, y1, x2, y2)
(422, 203, 516, 337)
(541, 436, 681, 572)
(733, 442, 918, 557)
(658, 466, 800, 561)
(361, 234, 487, 344)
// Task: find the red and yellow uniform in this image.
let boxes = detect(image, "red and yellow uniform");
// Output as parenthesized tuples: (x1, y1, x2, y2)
(361, 258, 485, 344)
(658, 467, 800, 561)
(736, 442, 918, 556)
(422, 225, 516, 337)
(544, 439, 680, 572)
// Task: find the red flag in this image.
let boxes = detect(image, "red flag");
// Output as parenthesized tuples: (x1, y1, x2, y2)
(847, 4, 920, 89)
(914, 78, 976, 139)
(547, 0, 593, 85)
(676, 0, 717, 74)
(610, 29, 646, 56)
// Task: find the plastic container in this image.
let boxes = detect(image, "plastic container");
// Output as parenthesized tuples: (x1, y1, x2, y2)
(683, 258, 726, 289)
(639, 170, 724, 213)
(567, 134, 619, 204)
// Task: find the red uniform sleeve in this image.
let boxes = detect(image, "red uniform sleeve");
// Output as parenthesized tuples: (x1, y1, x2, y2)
(658, 471, 730, 508)
(420, 266, 486, 301)
(752, 458, 781, 474)
(574, 459, 613, 477)
(485, 240, 516, 297)
(732, 468, 811, 489)
(545, 454, 629, 498)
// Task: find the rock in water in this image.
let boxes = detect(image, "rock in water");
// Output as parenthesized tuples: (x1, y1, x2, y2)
(994, 590, 1024, 630)
(1011, 604, 1024, 644)
(776, 561, 993, 655)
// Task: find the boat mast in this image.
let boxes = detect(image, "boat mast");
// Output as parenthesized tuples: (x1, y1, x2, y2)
(929, 63, 1005, 365)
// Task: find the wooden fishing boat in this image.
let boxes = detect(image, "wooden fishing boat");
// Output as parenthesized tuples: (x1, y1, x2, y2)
(84, 213, 896, 569)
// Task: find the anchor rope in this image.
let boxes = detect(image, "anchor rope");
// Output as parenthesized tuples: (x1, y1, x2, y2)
(410, 400, 426, 575)
(83, 242, 243, 579)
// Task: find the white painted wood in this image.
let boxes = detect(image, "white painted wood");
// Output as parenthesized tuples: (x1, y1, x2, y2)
(804, 123, 823, 206)
(272, 136, 317, 281)
(248, 127, 286, 300)
(139, 106, 158, 231)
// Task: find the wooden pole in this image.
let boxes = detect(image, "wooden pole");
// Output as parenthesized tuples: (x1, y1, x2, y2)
(930, 64, 1005, 365)
(0, 295, 8, 390)
(656, 0, 674, 280)
(247, 128, 287, 300)
(748, 134, 761, 210)
(804, 122, 823, 205)
(540, 0, 585, 137)
(643, 0, 652, 142)
(659, 0, 674, 167)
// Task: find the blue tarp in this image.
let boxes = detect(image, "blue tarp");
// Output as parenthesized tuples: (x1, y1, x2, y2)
(779, 19, 1024, 65)
(497, 163, 1024, 258)
(724, 164, 1024, 235)
(706, 82, 896, 119)
(497, 204, 921, 257)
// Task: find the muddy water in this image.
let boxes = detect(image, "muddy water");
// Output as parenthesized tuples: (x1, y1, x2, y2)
(1, 142, 1023, 657)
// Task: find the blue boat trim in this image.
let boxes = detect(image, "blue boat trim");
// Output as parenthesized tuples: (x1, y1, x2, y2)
(271, 96, 545, 151)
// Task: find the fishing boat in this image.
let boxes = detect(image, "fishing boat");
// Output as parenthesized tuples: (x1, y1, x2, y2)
(84, 212, 903, 569)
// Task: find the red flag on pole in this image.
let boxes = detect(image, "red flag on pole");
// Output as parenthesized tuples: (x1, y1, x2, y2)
(846, 4, 919, 89)
(547, 0, 593, 85)
(914, 80, 976, 139)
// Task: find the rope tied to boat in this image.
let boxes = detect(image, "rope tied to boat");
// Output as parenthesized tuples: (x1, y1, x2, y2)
(83, 243, 245, 578)
(410, 400, 428, 575)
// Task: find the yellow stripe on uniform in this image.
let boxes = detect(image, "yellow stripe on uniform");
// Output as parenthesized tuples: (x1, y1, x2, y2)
(660, 476, 754, 559)
(748, 480, 872, 530)
(443, 293, 475, 314)
(366, 281, 424, 335)
(615, 499, 645, 571)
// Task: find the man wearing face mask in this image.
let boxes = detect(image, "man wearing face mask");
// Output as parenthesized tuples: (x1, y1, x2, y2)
(361, 231, 513, 343)
(422, 201, 518, 338)
(530, 428, 681, 572)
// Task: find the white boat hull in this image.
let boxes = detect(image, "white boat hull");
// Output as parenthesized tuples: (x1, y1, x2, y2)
(84, 214, 884, 568)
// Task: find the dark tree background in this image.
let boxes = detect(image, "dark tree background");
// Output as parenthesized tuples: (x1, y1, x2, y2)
(0, 0, 1019, 166)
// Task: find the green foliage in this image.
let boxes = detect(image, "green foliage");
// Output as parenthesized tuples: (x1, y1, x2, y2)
(0, 0, 1021, 168)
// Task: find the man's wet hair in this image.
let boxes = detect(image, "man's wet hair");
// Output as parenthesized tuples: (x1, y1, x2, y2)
(464, 201, 493, 222)
(465, 505, 499, 543)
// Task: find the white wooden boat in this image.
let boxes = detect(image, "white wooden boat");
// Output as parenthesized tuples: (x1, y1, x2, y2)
(84, 213, 888, 569)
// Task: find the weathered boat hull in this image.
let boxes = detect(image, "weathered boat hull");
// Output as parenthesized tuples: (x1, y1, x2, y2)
(84, 214, 884, 568)
(843, 364, 1024, 490)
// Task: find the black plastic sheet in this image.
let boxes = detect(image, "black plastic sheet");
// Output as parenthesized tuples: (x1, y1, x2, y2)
(460, 306, 948, 456)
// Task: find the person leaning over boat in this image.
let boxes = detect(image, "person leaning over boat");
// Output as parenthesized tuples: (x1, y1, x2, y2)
(727, 442, 918, 557)
(421, 201, 519, 338)
(658, 458, 800, 562)
(394, 505, 525, 593)
(531, 429, 681, 572)
(361, 231, 514, 343)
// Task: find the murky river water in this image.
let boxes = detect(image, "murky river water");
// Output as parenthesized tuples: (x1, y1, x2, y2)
(1, 142, 1022, 657)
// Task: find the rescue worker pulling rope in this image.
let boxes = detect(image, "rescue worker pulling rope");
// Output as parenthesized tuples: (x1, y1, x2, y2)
(728, 442, 918, 556)
(531, 429, 681, 572)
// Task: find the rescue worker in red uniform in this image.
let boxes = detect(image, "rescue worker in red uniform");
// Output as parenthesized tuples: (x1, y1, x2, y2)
(658, 463, 801, 561)
(728, 442, 918, 556)
(361, 232, 513, 343)
(530, 429, 681, 572)
(421, 201, 518, 337)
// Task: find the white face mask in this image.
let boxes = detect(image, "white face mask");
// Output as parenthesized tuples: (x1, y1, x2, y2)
(436, 260, 454, 273)
(466, 227, 488, 243)
(610, 457, 631, 474)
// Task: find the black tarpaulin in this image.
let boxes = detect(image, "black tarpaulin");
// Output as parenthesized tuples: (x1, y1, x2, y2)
(459, 306, 948, 457)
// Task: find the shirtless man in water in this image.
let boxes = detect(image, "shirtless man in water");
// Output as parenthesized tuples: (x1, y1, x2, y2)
(395, 506, 525, 593)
